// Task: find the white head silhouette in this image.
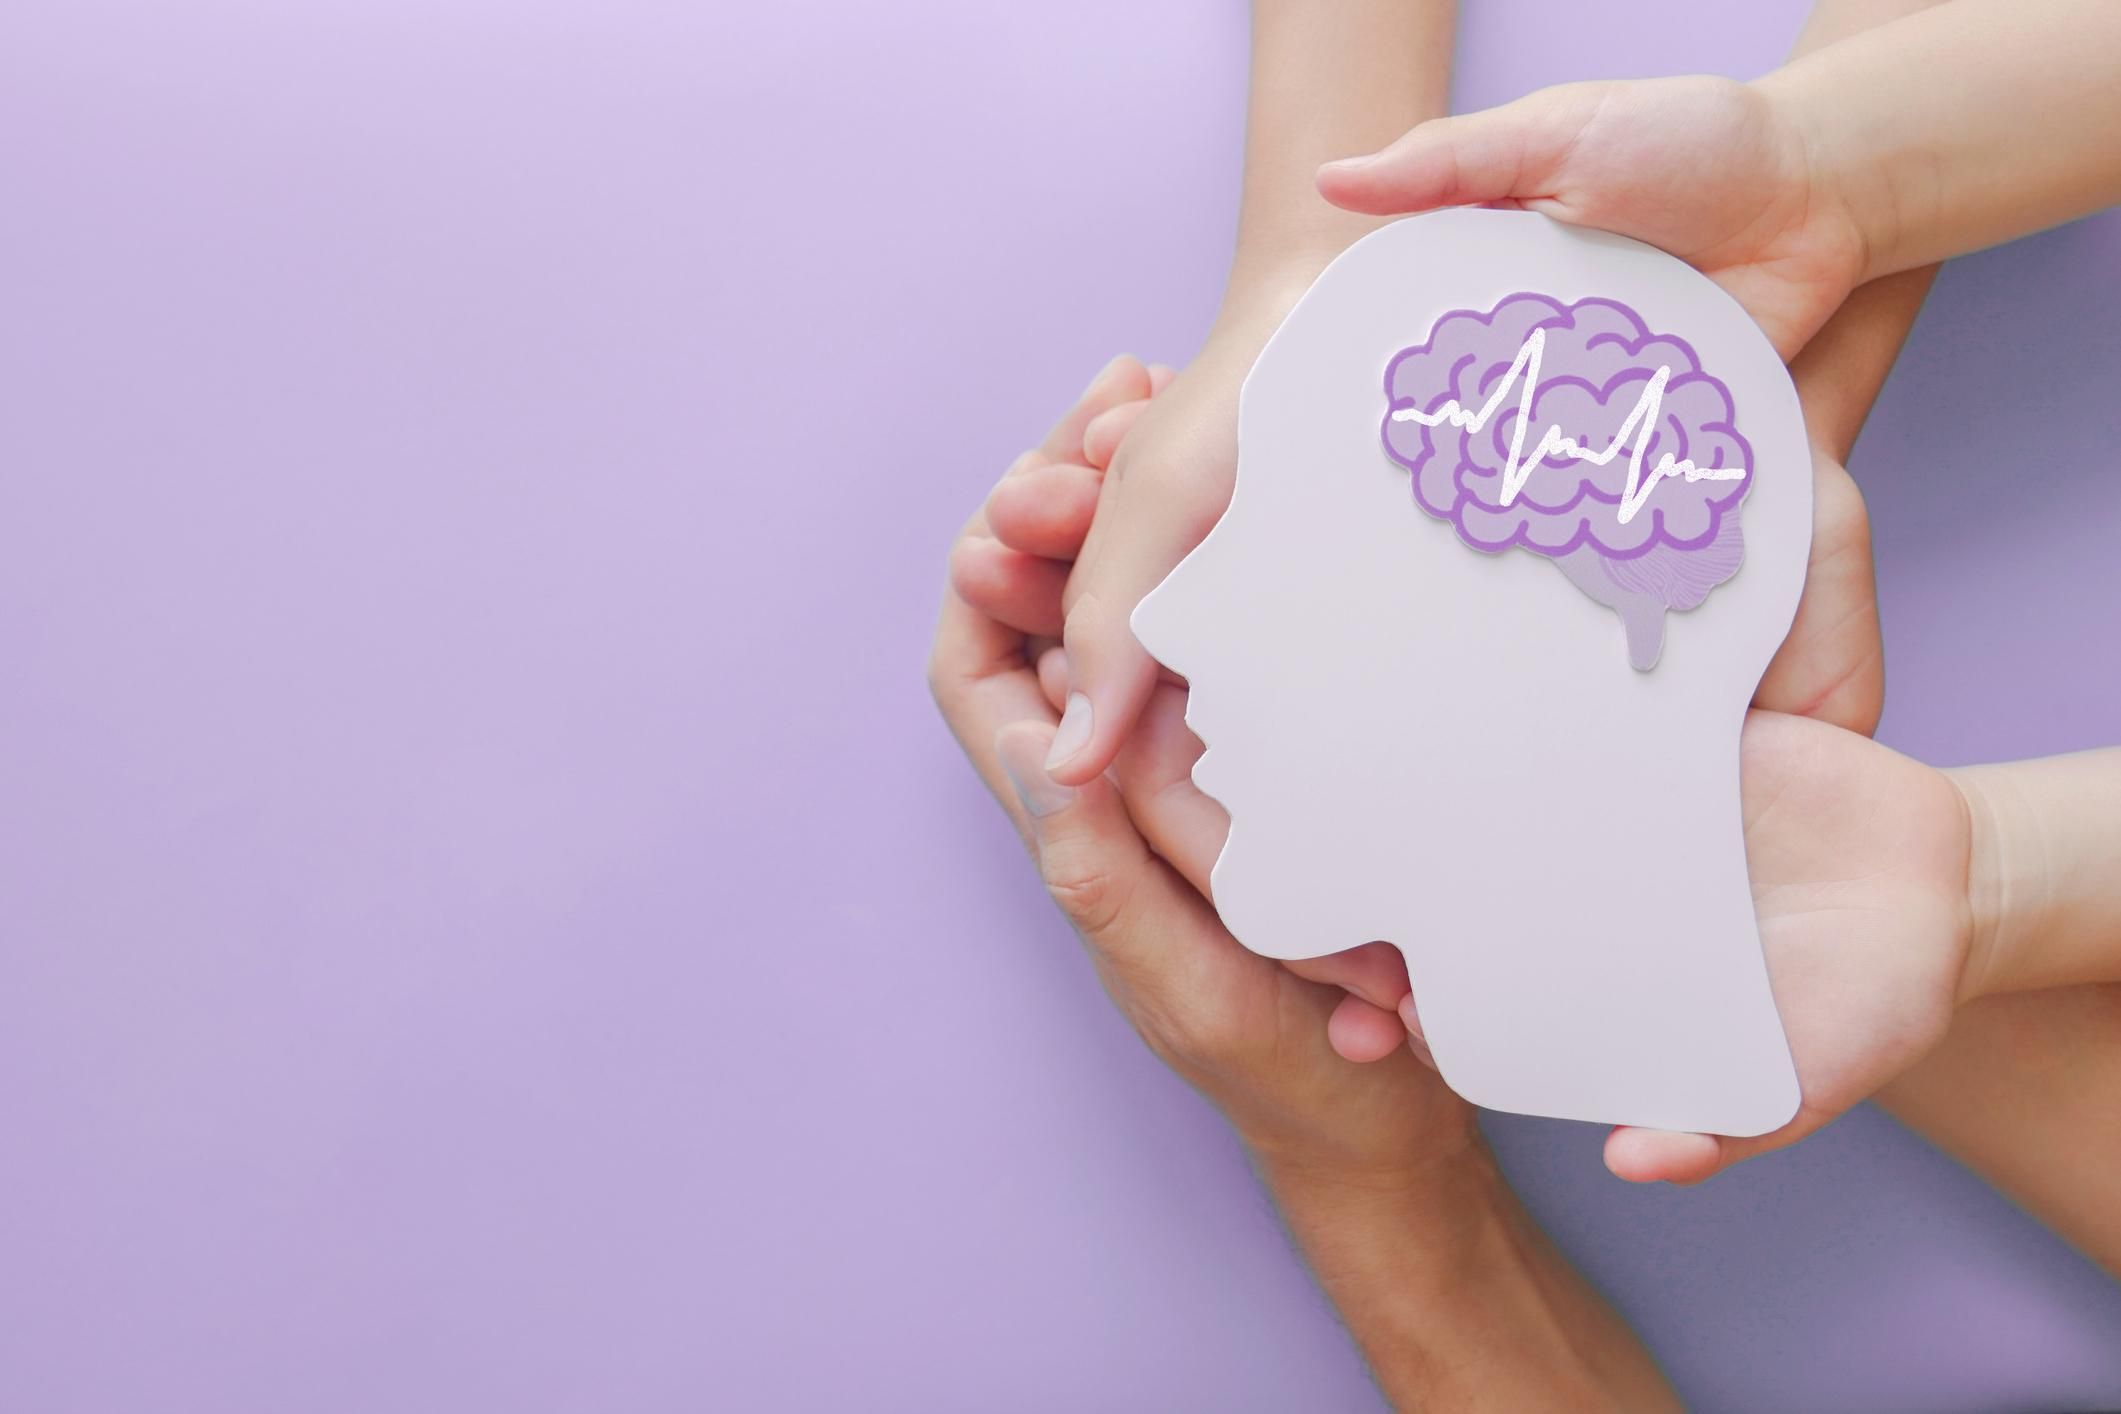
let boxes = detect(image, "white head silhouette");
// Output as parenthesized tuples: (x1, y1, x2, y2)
(1132, 211, 1807, 1134)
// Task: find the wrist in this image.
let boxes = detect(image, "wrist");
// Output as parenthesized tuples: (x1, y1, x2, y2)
(1945, 755, 2115, 999)
(1215, 224, 1384, 351)
(1253, 1123, 1500, 1248)
(1238, 1075, 1488, 1215)
(1748, 64, 1890, 289)
(1948, 765, 2016, 1002)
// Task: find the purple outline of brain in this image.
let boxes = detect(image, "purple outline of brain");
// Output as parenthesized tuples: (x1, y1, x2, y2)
(1380, 292, 1754, 670)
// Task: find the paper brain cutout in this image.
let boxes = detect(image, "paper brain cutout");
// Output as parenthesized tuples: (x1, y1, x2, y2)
(1382, 292, 1754, 669)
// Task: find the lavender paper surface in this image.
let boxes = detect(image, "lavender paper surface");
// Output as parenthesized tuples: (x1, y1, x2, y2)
(3, 2, 2119, 1410)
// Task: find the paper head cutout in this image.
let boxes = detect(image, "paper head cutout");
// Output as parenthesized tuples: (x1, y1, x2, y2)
(1132, 210, 1806, 1136)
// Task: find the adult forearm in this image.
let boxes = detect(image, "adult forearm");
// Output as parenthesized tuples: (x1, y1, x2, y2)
(1225, 0, 1455, 313)
(1955, 749, 2121, 997)
(1785, 266, 1934, 459)
(1259, 1151, 1679, 1411)
(1761, 0, 2121, 284)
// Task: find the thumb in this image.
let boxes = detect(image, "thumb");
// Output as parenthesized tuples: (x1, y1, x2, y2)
(998, 723, 1312, 1081)
(1317, 82, 1608, 216)
(1603, 1103, 1831, 1186)
(1044, 587, 1164, 788)
(996, 722, 1156, 952)
(1045, 437, 1231, 788)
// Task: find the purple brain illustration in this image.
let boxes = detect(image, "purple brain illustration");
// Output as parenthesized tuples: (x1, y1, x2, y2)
(1380, 292, 1753, 670)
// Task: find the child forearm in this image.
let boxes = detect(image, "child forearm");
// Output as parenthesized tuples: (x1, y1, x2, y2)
(1760, 0, 2121, 283)
(1955, 749, 2121, 997)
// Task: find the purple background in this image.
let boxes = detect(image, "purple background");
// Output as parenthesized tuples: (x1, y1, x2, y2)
(3, 1, 2118, 1410)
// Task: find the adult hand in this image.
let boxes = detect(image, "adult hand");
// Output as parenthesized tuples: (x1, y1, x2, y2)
(937, 361, 1682, 1409)
(1757, 263, 1937, 734)
(940, 353, 1474, 1173)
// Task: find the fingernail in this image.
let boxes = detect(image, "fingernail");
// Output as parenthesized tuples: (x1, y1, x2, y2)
(999, 730, 1076, 819)
(1045, 692, 1093, 771)
(1398, 994, 1437, 1070)
(1004, 449, 1038, 477)
(1081, 354, 1129, 397)
(1320, 153, 1374, 173)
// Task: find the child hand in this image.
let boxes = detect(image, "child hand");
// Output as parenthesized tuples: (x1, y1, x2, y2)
(1601, 711, 1975, 1183)
(1318, 76, 1865, 359)
(1338, 708, 1980, 1188)
(1039, 316, 1274, 788)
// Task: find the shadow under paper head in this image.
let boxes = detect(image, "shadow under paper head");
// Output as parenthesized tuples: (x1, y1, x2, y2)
(1382, 291, 1755, 670)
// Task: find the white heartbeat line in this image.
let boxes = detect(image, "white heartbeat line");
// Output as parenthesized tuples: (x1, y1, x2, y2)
(1388, 328, 1744, 525)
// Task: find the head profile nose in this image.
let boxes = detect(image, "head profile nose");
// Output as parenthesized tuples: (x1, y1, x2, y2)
(1128, 531, 1223, 679)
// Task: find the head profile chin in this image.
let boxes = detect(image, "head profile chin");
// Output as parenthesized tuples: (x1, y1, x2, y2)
(1207, 821, 1388, 965)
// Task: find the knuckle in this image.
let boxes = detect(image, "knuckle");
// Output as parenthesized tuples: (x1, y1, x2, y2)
(1040, 848, 1133, 942)
(1060, 586, 1114, 642)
